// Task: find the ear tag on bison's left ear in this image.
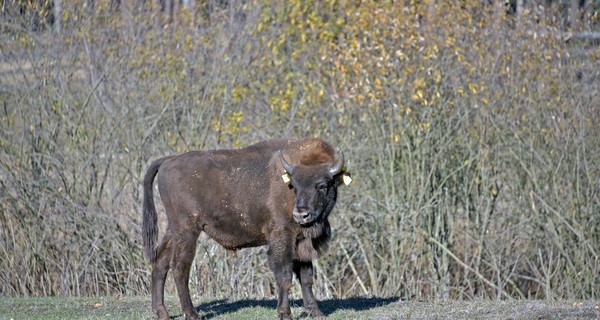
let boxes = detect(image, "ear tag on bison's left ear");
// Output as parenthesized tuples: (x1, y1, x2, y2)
(341, 165, 352, 185)
(282, 173, 291, 184)
(342, 173, 352, 186)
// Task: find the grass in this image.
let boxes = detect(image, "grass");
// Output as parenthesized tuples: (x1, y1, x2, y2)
(1, 296, 599, 320)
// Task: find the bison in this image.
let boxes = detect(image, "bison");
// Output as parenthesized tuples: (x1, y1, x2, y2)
(142, 138, 351, 320)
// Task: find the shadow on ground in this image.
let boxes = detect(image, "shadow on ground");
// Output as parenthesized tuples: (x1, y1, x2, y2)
(194, 296, 400, 319)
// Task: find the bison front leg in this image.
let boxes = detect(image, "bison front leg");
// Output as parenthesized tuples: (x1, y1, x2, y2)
(293, 261, 324, 318)
(268, 237, 294, 320)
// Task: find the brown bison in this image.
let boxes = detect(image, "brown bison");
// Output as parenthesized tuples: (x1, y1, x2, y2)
(142, 138, 351, 320)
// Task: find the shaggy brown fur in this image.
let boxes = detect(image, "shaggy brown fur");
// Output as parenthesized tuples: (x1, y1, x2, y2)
(142, 138, 348, 320)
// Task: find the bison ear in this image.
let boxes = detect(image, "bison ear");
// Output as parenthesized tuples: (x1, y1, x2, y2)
(334, 166, 352, 187)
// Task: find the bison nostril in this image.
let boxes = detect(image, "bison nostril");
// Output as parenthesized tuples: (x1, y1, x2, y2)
(293, 209, 310, 220)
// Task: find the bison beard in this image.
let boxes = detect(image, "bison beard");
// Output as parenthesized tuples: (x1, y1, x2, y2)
(297, 220, 331, 261)
(142, 138, 349, 320)
(302, 219, 330, 239)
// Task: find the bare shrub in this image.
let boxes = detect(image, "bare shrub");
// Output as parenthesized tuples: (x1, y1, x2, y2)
(1, 0, 598, 300)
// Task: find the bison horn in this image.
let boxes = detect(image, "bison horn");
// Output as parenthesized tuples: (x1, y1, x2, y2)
(329, 151, 345, 177)
(278, 150, 295, 175)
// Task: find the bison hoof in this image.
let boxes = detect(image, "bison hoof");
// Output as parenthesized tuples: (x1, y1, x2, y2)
(306, 308, 325, 318)
(185, 312, 202, 320)
(279, 313, 293, 320)
(154, 308, 169, 320)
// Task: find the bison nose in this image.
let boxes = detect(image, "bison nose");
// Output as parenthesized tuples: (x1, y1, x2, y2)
(297, 211, 309, 219)
(293, 208, 311, 223)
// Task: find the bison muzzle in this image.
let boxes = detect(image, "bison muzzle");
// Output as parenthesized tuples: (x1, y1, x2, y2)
(142, 138, 350, 320)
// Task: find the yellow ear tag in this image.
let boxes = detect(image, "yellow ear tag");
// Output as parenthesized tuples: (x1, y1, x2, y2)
(282, 173, 291, 184)
(342, 173, 353, 185)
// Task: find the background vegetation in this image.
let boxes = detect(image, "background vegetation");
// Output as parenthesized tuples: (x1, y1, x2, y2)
(1, 0, 599, 304)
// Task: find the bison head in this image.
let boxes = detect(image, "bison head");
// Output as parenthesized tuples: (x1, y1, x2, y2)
(279, 150, 345, 231)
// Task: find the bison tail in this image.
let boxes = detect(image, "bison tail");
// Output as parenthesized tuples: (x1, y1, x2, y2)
(142, 156, 172, 263)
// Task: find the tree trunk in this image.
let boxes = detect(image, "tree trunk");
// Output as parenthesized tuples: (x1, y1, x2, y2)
(516, 0, 525, 31)
(54, 0, 61, 34)
(570, 0, 580, 31)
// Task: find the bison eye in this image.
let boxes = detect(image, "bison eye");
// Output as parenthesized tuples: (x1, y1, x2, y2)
(317, 183, 328, 192)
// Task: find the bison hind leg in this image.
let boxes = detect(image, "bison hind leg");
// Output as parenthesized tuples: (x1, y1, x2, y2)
(172, 230, 202, 320)
(151, 232, 173, 320)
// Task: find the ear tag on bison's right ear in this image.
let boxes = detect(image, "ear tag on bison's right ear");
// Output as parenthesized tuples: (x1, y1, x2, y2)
(282, 173, 291, 184)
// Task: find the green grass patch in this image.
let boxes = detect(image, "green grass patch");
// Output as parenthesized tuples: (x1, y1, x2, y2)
(1, 296, 599, 319)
